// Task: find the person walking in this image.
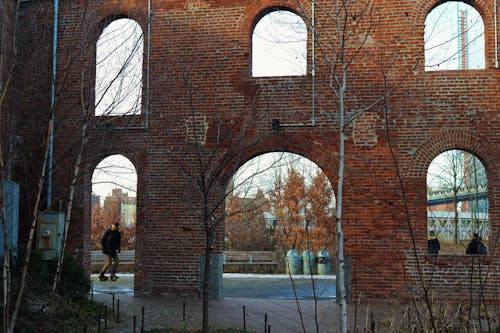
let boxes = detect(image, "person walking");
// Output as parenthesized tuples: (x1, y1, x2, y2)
(428, 231, 440, 255)
(99, 222, 122, 281)
(466, 232, 487, 255)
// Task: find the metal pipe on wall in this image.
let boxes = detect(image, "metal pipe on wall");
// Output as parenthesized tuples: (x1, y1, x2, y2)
(495, 0, 498, 67)
(311, 0, 316, 126)
(146, 0, 152, 128)
(47, 0, 59, 208)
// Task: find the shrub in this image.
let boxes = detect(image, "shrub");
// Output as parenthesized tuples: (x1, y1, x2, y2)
(1, 250, 99, 332)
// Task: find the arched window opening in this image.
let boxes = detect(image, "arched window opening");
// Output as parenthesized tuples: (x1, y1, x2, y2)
(225, 152, 336, 267)
(95, 18, 143, 116)
(427, 150, 488, 255)
(91, 154, 137, 278)
(252, 10, 307, 77)
(424, 2, 485, 71)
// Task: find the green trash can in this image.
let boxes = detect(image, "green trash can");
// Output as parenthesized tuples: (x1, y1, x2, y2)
(285, 250, 300, 275)
(302, 250, 315, 275)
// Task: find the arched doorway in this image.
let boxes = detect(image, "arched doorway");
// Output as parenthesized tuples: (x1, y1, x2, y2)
(223, 152, 337, 299)
(91, 154, 137, 287)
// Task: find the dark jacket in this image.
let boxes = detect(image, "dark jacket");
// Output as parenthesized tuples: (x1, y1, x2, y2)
(101, 229, 121, 255)
(428, 238, 440, 255)
(466, 238, 487, 255)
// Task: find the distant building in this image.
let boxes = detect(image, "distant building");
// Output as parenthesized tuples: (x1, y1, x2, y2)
(103, 188, 136, 225)
(91, 194, 100, 208)
(263, 211, 277, 229)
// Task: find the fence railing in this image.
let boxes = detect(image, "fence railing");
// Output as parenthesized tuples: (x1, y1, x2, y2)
(223, 251, 277, 265)
(90, 250, 278, 268)
(427, 211, 489, 241)
(91, 250, 135, 272)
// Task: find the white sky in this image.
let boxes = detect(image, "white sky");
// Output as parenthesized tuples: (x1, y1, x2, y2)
(425, 2, 484, 70)
(252, 10, 307, 77)
(95, 18, 143, 116)
(92, 154, 137, 199)
(232, 152, 327, 198)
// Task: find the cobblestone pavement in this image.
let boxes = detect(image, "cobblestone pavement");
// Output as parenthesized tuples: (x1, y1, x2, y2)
(92, 292, 343, 333)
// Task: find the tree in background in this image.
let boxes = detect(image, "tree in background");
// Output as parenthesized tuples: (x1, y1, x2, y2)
(272, 168, 306, 252)
(271, 167, 335, 254)
(225, 189, 274, 251)
(91, 202, 135, 251)
(305, 172, 336, 253)
(427, 149, 488, 245)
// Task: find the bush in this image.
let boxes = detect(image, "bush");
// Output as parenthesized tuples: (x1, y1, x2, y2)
(7, 249, 91, 300)
(1, 250, 100, 332)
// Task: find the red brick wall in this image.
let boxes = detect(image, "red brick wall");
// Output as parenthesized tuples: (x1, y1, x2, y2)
(11, 0, 499, 301)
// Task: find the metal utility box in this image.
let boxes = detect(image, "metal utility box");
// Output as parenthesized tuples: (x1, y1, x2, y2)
(37, 212, 65, 260)
(0, 180, 19, 257)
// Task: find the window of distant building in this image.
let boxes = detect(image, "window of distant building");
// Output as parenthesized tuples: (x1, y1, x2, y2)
(252, 9, 307, 77)
(424, 2, 485, 71)
(95, 18, 143, 116)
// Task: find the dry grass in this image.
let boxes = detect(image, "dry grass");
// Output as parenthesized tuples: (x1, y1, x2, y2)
(439, 240, 490, 255)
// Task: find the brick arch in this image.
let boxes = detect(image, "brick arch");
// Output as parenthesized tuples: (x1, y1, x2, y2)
(412, 0, 490, 24)
(407, 128, 498, 182)
(221, 132, 339, 192)
(93, 7, 148, 43)
(239, 1, 309, 40)
(91, 152, 138, 176)
(98, 3, 149, 28)
(409, 0, 490, 67)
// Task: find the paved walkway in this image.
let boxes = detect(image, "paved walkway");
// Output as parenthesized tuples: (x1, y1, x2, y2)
(91, 274, 500, 332)
(91, 274, 382, 333)
(93, 292, 345, 332)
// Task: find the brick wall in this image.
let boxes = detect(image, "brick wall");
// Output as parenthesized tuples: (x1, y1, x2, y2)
(10, 0, 499, 301)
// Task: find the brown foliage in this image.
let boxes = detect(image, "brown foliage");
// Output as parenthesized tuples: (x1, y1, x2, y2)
(225, 189, 275, 251)
(225, 167, 335, 254)
(91, 202, 136, 250)
(272, 168, 335, 254)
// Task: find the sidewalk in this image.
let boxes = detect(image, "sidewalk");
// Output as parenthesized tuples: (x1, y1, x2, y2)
(92, 292, 343, 332)
(91, 274, 499, 332)
(90, 274, 373, 333)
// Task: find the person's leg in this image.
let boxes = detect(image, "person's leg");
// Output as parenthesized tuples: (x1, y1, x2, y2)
(99, 254, 112, 280)
(110, 254, 120, 279)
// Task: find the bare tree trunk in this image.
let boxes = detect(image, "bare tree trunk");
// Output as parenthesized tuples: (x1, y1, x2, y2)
(201, 223, 213, 333)
(0, 0, 19, 328)
(8, 120, 52, 333)
(1, 181, 11, 332)
(453, 190, 459, 243)
(336, 115, 348, 333)
(333, 0, 348, 330)
(52, 121, 88, 293)
(52, 46, 91, 291)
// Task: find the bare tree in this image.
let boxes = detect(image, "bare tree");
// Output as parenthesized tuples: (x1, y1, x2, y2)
(427, 150, 488, 246)
(0, 0, 22, 330)
(52, 2, 144, 293)
(172, 60, 294, 331)
(1, 1, 145, 330)
(298, 1, 377, 331)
